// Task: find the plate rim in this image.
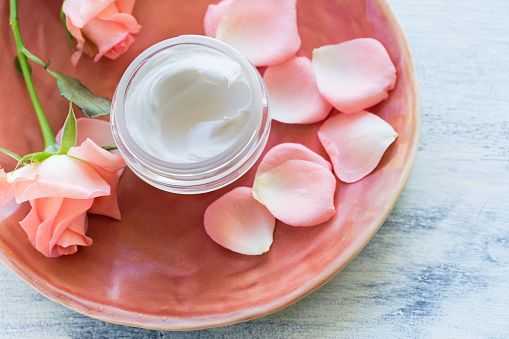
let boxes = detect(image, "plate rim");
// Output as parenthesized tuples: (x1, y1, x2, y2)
(0, 0, 421, 331)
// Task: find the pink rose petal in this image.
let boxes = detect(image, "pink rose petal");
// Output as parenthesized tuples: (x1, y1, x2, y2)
(253, 159, 336, 227)
(215, 0, 301, 66)
(63, 0, 141, 64)
(15, 155, 110, 203)
(20, 197, 93, 258)
(312, 38, 397, 113)
(63, 0, 115, 28)
(204, 187, 276, 255)
(318, 111, 398, 183)
(68, 139, 126, 220)
(68, 139, 125, 173)
(203, 0, 233, 38)
(1, 166, 38, 206)
(256, 143, 332, 177)
(264, 56, 332, 124)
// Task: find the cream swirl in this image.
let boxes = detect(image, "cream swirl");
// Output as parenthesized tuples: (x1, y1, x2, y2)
(125, 44, 252, 163)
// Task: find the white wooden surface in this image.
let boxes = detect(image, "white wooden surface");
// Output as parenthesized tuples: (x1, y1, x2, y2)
(1, 0, 509, 337)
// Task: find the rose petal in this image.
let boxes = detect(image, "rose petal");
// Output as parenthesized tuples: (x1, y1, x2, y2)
(253, 159, 336, 227)
(203, 0, 233, 37)
(68, 139, 126, 219)
(86, 168, 122, 220)
(256, 143, 332, 177)
(312, 38, 397, 113)
(215, 0, 301, 66)
(15, 155, 110, 202)
(80, 17, 131, 62)
(99, 12, 142, 33)
(63, 0, 116, 28)
(1, 165, 38, 206)
(57, 118, 116, 148)
(68, 139, 125, 173)
(204, 187, 276, 255)
(264, 56, 332, 124)
(318, 111, 398, 183)
(65, 19, 86, 65)
(20, 197, 93, 257)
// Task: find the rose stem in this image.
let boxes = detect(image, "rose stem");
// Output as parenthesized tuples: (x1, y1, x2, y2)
(9, 0, 58, 153)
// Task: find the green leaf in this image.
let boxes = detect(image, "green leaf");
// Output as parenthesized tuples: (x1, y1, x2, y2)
(47, 70, 111, 118)
(57, 102, 77, 155)
(60, 8, 74, 52)
(14, 56, 31, 76)
(0, 147, 21, 161)
(102, 146, 118, 152)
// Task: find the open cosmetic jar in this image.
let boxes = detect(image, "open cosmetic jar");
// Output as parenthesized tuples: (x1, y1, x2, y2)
(111, 35, 270, 194)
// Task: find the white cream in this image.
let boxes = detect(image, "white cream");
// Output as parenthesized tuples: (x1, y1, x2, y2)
(125, 44, 252, 163)
(112, 35, 270, 194)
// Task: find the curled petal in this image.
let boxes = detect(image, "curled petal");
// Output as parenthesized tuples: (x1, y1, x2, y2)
(203, 0, 233, 37)
(68, 139, 126, 219)
(68, 139, 125, 173)
(264, 56, 332, 124)
(1, 166, 38, 206)
(215, 0, 301, 66)
(20, 197, 93, 258)
(253, 160, 336, 227)
(57, 118, 116, 148)
(318, 111, 398, 183)
(312, 38, 397, 113)
(204, 187, 276, 255)
(63, 0, 115, 28)
(16, 155, 110, 202)
(87, 168, 122, 220)
(256, 143, 332, 177)
(80, 17, 134, 62)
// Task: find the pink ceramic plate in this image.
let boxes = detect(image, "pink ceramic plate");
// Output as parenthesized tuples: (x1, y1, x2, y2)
(0, 0, 419, 330)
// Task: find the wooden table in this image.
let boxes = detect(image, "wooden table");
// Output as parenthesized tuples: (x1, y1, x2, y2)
(1, 0, 508, 337)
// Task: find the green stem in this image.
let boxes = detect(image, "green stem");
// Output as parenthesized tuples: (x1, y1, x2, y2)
(9, 0, 57, 152)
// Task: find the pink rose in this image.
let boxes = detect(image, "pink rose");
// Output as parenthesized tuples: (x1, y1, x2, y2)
(63, 0, 142, 65)
(0, 121, 125, 257)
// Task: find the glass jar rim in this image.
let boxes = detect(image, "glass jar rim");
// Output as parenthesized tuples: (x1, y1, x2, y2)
(110, 35, 271, 194)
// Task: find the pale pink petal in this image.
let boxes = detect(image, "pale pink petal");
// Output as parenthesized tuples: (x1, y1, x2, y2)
(204, 0, 233, 37)
(65, 18, 86, 65)
(68, 139, 125, 219)
(312, 38, 397, 113)
(63, 0, 116, 28)
(0, 169, 13, 206)
(103, 33, 135, 60)
(68, 139, 125, 173)
(204, 187, 276, 255)
(57, 118, 115, 148)
(20, 197, 93, 257)
(318, 111, 398, 183)
(87, 168, 122, 220)
(80, 17, 130, 61)
(256, 143, 332, 177)
(264, 56, 332, 124)
(216, 0, 301, 66)
(1, 166, 38, 206)
(16, 155, 110, 202)
(253, 159, 336, 227)
(98, 12, 141, 33)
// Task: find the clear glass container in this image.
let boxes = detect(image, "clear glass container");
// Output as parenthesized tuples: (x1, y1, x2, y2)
(111, 35, 270, 194)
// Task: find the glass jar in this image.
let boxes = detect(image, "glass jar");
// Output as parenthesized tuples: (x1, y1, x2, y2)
(111, 35, 270, 194)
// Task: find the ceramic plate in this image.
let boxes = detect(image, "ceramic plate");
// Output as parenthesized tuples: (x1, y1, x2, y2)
(0, 0, 419, 330)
